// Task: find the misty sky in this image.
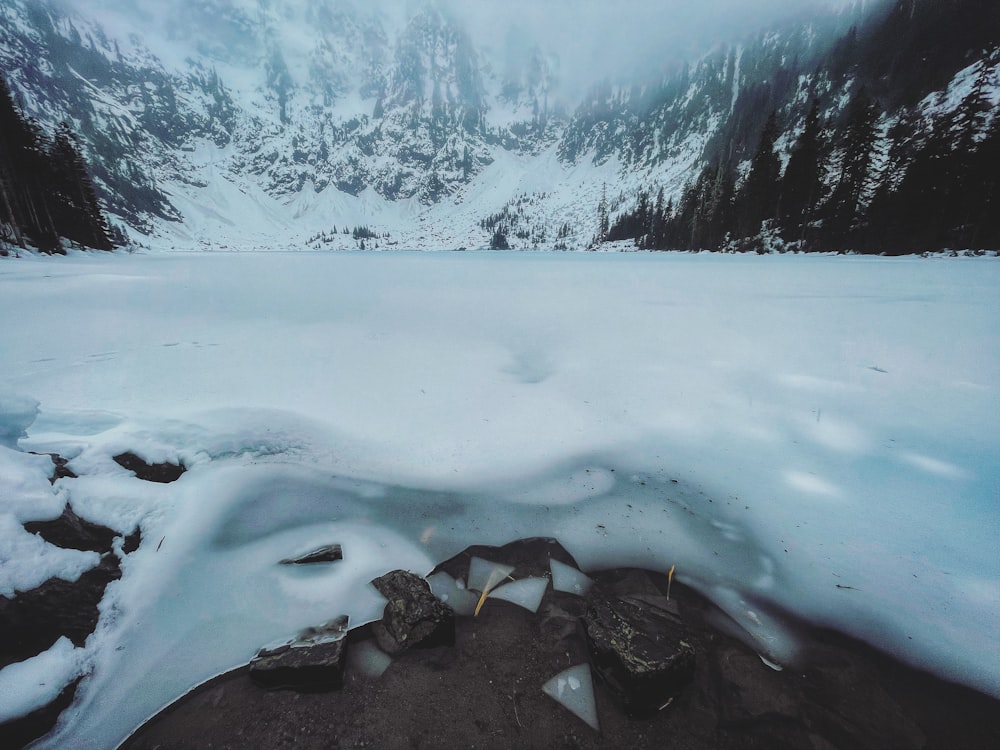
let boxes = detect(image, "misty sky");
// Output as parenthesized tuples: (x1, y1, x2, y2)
(435, 0, 844, 85)
(64, 0, 847, 98)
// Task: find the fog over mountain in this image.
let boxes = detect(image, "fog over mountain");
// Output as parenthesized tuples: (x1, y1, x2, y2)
(3, 0, 997, 253)
(58, 0, 846, 101)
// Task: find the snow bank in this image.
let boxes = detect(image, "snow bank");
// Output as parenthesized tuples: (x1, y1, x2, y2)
(0, 393, 38, 448)
(0, 637, 86, 724)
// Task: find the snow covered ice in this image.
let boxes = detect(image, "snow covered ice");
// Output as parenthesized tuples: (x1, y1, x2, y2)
(0, 250, 998, 749)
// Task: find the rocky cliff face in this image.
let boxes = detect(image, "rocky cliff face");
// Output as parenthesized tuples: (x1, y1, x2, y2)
(1, 0, 996, 250)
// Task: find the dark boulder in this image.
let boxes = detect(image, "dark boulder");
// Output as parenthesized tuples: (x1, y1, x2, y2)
(580, 586, 696, 717)
(0, 555, 121, 669)
(370, 570, 454, 655)
(279, 544, 343, 565)
(23, 505, 117, 554)
(113, 452, 185, 483)
(249, 616, 349, 691)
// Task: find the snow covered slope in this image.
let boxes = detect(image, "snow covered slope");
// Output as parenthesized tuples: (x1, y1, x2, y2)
(3, 0, 995, 251)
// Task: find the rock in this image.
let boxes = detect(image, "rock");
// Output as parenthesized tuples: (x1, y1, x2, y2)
(370, 570, 454, 655)
(113, 452, 185, 483)
(122, 527, 142, 555)
(23, 505, 117, 554)
(579, 587, 696, 717)
(279, 544, 343, 565)
(249, 616, 349, 691)
(0, 555, 122, 669)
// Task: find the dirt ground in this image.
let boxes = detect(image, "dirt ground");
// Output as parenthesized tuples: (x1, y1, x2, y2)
(119, 553, 1000, 750)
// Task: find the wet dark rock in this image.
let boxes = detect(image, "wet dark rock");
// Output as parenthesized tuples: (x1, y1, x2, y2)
(0, 555, 121, 670)
(113, 452, 185, 483)
(580, 586, 696, 717)
(279, 544, 343, 565)
(0, 676, 81, 750)
(370, 570, 454, 655)
(249, 616, 349, 691)
(122, 527, 142, 554)
(23, 504, 117, 554)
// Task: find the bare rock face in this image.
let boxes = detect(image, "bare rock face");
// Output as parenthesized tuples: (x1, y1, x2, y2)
(370, 570, 454, 655)
(579, 587, 696, 717)
(279, 544, 343, 565)
(24, 505, 117, 553)
(113, 452, 186, 483)
(249, 616, 349, 691)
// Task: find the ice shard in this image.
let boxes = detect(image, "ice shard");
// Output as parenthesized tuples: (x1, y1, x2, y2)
(542, 663, 600, 732)
(550, 558, 593, 596)
(426, 571, 479, 616)
(488, 576, 549, 613)
(467, 556, 515, 593)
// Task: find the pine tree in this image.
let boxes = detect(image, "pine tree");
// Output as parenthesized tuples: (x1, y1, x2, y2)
(825, 87, 880, 246)
(50, 122, 113, 250)
(736, 111, 781, 238)
(780, 99, 825, 244)
(597, 183, 609, 242)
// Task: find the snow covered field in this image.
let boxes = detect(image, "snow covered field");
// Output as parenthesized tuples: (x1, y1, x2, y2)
(1, 250, 998, 748)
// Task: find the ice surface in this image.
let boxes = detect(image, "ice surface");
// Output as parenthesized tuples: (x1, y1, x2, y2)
(0, 393, 38, 448)
(346, 638, 392, 679)
(0, 251, 998, 750)
(488, 577, 549, 613)
(550, 558, 593, 596)
(542, 663, 599, 731)
(467, 557, 516, 593)
(426, 571, 480, 616)
(0, 637, 85, 723)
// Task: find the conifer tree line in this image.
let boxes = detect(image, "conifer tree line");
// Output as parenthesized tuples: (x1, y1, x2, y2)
(0, 72, 114, 254)
(605, 51, 1000, 255)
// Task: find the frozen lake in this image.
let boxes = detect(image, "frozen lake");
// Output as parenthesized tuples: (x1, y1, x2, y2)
(1, 250, 998, 748)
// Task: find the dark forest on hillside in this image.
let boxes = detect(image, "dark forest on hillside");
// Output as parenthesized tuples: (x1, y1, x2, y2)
(0, 73, 114, 254)
(602, 0, 1000, 255)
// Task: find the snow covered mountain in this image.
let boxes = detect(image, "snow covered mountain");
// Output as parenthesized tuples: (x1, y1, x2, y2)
(0, 0, 997, 250)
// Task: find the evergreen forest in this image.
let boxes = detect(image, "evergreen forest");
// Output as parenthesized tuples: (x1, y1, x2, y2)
(0, 72, 114, 254)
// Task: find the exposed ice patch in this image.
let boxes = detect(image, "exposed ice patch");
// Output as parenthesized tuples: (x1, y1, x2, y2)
(489, 577, 549, 613)
(467, 557, 515, 593)
(550, 558, 593, 596)
(542, 663, 599, 731)
(346, 638, 392, 679)
(427, 571, 479, 616)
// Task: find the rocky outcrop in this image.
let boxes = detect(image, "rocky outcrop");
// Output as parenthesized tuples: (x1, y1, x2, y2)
(370, 570, 455, 655)
(249, 617, 350, 692)
(579, 587, 696, 717)
(24, 505, 118, 554)
(279, 544, 343, 565)
(113, 452, 186, 483)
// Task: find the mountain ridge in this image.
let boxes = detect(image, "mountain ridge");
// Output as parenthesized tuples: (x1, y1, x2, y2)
(0, 0, 997, 252)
